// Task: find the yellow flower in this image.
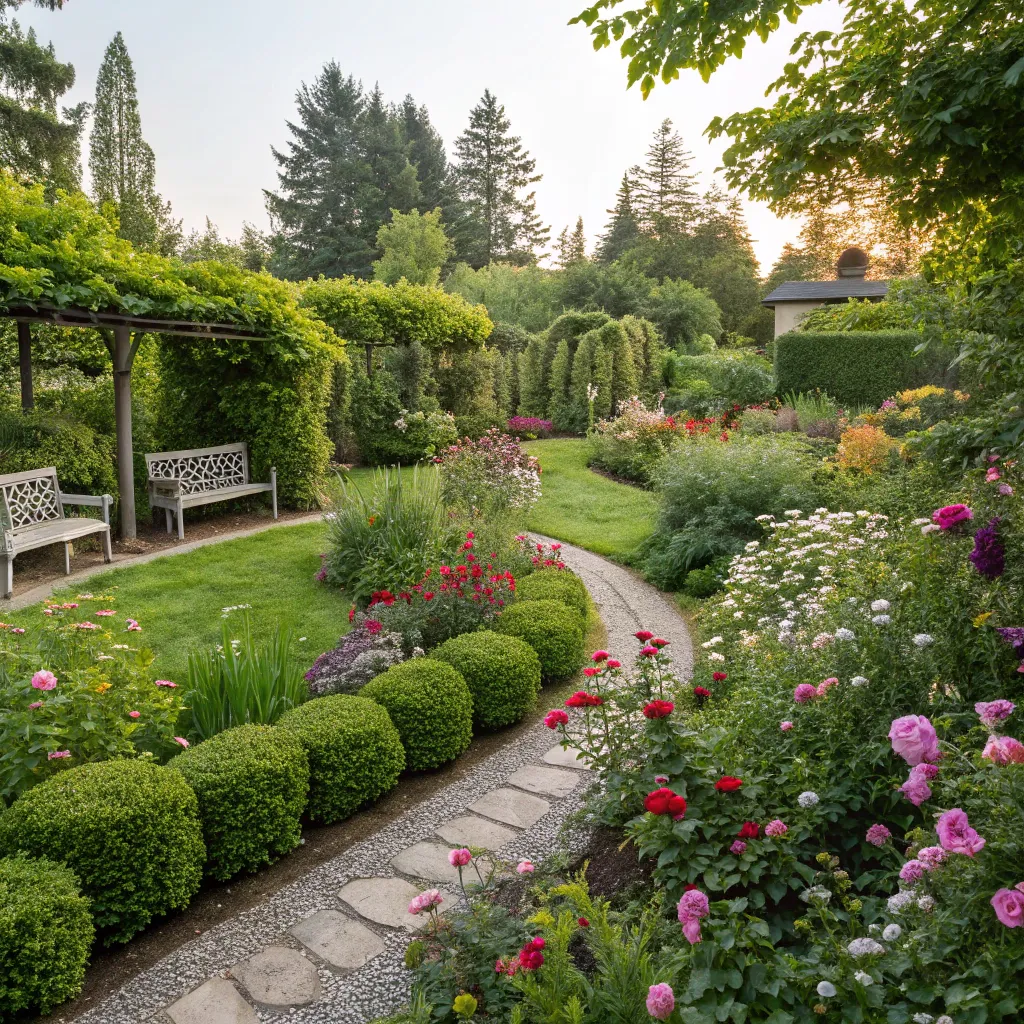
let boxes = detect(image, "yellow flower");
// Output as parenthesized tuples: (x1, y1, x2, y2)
(95, 681, 112, 694)
(973, 611, 994, 628)
(453, 993, 478, 1017)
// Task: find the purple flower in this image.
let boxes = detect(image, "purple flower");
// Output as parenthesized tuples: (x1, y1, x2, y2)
(900, 859, 925, 883)
(969, 518, 1005, 579)
(866, 824, 891, 847)
(976, 699, 1015, 728)
(996, 626, 1024, 653)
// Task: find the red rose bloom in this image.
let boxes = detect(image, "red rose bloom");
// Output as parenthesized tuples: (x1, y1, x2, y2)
(693, 686, 711, 698)
(582, 666, 600, 677)
(565, 691, 603, 708)
(643, 700, 675, 719)
(544, 709, 569, 729)
(577, 917, 590, 927)
(606, 659, 621, 669)
(684, 883, 699, 892)
(640, 645, 659, 657)
(715, 776, 744, 792)
(737, 821, 760, 839)
(712, 672, 728, 682)
(652, 638, 670, 648)
(644, 787, 687, 817)
(635, 630, 654, 641)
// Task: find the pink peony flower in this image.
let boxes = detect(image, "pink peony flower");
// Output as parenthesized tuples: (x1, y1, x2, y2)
(936, 808, 986, 856)
(900, 776, 931, 806)
(640, 645, 659, 657)
(516, 860, 535, 875)
(793, 683, 818, 704)
(780, 720, 794, 731)
(173, 736, 189, 748)
(47, 750, 71, 760)
(975, 699, 1015, 728)
(677, 889, 710, 945)
(730, 840, 747, 855)
(95, 609, 116, 616)
(154, 679, 178, 688)
(27, 701, 42, 710)
(592, 650, 609, 662)
(932, 504, 973, 530)
(986, 467, 1001, 482)
(888, 715, 940, 766)
(31, 670, 57, 691)
(900, 859, 925, 883)
(982, 734, 1024, 764)
(408, 889, 444, 915)
(646, 983, 675, 1021)
(865, 824, 891, 847)
(999, 483, 1014, 496)
(544, 709, 568, 729)
(991, 886, 1024, 928)
(128, 710, 140, 719)
(448, 848, 472, 867)
(918, 846, 947, 870)
(765, 819, 788, 837)
(910, 762, 939, 780)
(815, 677, 839, 697)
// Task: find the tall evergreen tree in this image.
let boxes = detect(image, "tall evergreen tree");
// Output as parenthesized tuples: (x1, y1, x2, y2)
(358, 84, 419, 234)
(0, 1, 85, 192)
(596, 171, 641, 263)
(454, 89, 549, 267)
(265, 65, 374, 279)
(89, 32, 177, 252)
(634, 119, 699, 235)
(554, 216, 587, 268)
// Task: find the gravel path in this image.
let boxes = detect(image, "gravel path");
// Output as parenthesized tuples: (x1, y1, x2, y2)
(64, 539, 690, 1024)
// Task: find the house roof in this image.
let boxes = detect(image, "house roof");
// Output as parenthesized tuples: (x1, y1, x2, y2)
(761, 280, 889, 307)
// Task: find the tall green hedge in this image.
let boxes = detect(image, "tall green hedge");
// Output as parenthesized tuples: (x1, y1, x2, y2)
(774, 330, 941, 407)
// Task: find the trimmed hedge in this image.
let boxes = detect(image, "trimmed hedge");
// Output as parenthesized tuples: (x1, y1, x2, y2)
(434, 631, 542, 729)
(0, 854, 93, 1015)
(0, 760, 204, 945)
(169, 725, 309, 881)
(774, 330, 940, 407)
(277, 695, 404, 823)
(362, 659, 474, 770)
(494, 599, 586, 681)
(516, 568, 589, 620)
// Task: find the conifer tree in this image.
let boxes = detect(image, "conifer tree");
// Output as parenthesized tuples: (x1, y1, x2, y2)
(0, 0, 85, 192)
(546, 337, 573, 430)
(517, 334, 548, 416)
(568, 331, 599, 433)
(358, 84, 419, 234)
(503, 350, 519, 415)
(593, 341, 613, 421)
(454, 89, 549, 267)
(634, 119, 699, 235)
(555, 216, 587, 267)
(89, 32, 177, 252)
(596, 171, 642, 264)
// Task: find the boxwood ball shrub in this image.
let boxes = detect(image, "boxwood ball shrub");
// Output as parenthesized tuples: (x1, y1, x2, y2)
(494, 599, 586, 681)
(169, 725, 309, 881)
(515, 567, 589, 620)
(0, 759, 204, 945)
(434, 631, 542, 729)
(0, 854, 94, 1016)
(277, 695, 404, 822)
(362, 659, 474, 770)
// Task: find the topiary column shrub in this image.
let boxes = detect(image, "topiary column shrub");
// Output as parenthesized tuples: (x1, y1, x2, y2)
(0, 854, 94, 1016)
(169, 725, 310, 881)
(494, 599, 586, 681)
(277, 695, 404, 823)
(433, 631, 542, 729)
(0, 760, 205, 945)
(515, 568, 590, 620)
(361, 659, 474, 770)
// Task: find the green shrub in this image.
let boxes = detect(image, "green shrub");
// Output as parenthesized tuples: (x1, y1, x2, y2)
(362, 660, 474, 770)
(515, 568, 589, 620)
(433, 631, 541, 729)
(277, 695, 404, 822)
(494, 599, 586, 681)
(0, 759, 205, 944)
(0, 854, 93, 1015)
(663, 351, 774, 408)
(797, 297, 919, 332)
(682, 562, 728, 598)
(169, 725, 309, 880)
(774, 330, 950, 407)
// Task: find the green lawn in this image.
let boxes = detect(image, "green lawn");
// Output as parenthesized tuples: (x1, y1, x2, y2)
(524, 438, 659, 561)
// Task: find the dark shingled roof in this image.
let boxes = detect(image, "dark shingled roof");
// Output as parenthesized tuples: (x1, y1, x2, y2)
(762, 280, 889, 306)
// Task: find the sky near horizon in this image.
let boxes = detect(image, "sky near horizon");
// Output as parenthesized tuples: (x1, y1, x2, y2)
(21, 0, 846, 275)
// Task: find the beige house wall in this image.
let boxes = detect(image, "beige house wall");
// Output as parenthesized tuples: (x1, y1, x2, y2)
(773, 301, 822, 337)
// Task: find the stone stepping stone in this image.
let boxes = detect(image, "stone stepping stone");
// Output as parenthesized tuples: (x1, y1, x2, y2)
(508, 764, 581, 798)
(469, 787, 550, 828)
(290, 909, 385, 971)
(230, 945, 320, 1008)
(436, 814, 518, 851)
(392, 841, 492, 884)
(338, 876, 453, 932)
(166, 977, 258, 1024)
(543, 744, 592, 769)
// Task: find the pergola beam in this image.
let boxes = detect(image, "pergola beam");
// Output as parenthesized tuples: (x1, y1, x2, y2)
(4, 305, 264, 340)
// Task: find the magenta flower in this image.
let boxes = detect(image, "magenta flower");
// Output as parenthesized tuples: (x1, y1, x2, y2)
(900, 775, 931, 806)
(646, 983, 676, 1020)
(932, 504, 973, 530)
(448, 848, 472, 868)
(31, 670, 57, 691)
(95, 609, 116, 616)
(936, 808, 986, 856)
(517, 860, 535, 874)
(917, 846, 947, 870)
(982, 734, 1024, 764)
(888, 715, 940, 766)
(865, 824, 891, 847)
(910, 762, 939, 780)
(126, 619, 141, 632)
(730, 840, 747, 855)
(764, 819, 788, 837)
(991, 886, 1024, 928)
(408, 889, 444, 915)
(47, 750, 71, 760)
(154, 679, 178, 688)
(899, 859, 925, 883)
(677, 889, 710, 945)
(128, 710, 141, 719)
(975, 699, 1015, 728)
(793, 683, 817, 704)
(27, 701, 42, 710)
(173, 736, 189, 748)
(780, 720, 794, 731)
(815, 677, 839, 697)
(544, 709, 568, 729)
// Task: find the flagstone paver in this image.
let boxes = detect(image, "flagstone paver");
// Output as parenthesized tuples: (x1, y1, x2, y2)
(435, 814, 518, 850)
(391, 841, 492, 884)
(338, 877, 453, 933)
(469, 787, 551, 828)
(165, 978, 259, 1024)
(230, 945, 321, 1008)
(507, 764, 582, 797)
(543, 744, 591, 768)
(289, 910, 385, 971)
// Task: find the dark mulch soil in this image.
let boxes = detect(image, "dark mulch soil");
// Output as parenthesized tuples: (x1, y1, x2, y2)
(571, 825, 653, 902)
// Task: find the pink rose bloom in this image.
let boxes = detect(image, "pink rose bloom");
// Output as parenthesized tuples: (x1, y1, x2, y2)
(646, 983, 675, 1020)
(47, 750, 71, 760)
(592, 650, 609, 662)
(982, 734, 1024, 764)
(408, 889, 443, 915)
(975, 699, 1015, 728)
(173, 736, 189, 748)
(128, 710, 140, 719)
(991, 886, 1024, 928)
(936, 808, 986, 856)
(888, 715, 940, 766)
(516, 860, 535, 875)
(654, 775, 669, 785)
(544, 709, 568, 729)
(677, 889, 710, 946)
(793, 683, 817, 704)
(730, 840, 747, 855)
(681, 916, 702, 944)
(28, 700, 43, 709)
(765, 819, 788, 837)
(999, 483, 1014, 496)
(31, 670, 57, 691)
(910, 763, 939, 780)
(918, 846, 947, 870)
(641, 645, 659, 657)
(986, 467, 1001, 482)
(155, 680, 178, 688)
(780, 720, 794, 731)
(900, 775, 931, 806)
(932, 504, 973, 530)
(865, 824, 891, 847)
(900, 859, 925, 883)
(815, 677, 839, 697)
(448, 848, 472, 867)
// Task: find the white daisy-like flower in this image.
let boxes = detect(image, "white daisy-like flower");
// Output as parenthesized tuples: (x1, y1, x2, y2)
(851, 676, 869, 687)
(702, 636, 724, 648)
(798, 791, 820, 808)
(882, 923, 902, 941)
(870, 599, 891, 612)
(913, 633, 934, 647)
(847, 937, 885, 957)
(872, 614, 892, 626)
(854, 971, 874, 986)
(835, 627, 855, 641)
(707, 652, 725, 662)
(921, 523, 941, 535)
(816, 981, 837, 998)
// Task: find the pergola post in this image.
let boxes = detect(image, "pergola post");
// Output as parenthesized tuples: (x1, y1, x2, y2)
(17, 321, 32, 411)
(112, 325, 137, 540)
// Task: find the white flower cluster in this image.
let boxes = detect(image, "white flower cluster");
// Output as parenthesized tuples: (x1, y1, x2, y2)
(797, 790, 820, 808)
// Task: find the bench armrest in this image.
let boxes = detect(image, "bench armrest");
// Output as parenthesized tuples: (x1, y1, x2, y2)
(148, 478, 183, 499)
(61, 493, 113, 527)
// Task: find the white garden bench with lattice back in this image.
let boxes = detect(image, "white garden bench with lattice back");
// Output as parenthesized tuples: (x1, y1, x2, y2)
(0, 467, 112, 599)
(145, 442, 277, 540)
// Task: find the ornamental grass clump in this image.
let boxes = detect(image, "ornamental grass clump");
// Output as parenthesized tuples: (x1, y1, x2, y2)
(277, 695, 404, 823)
(0, 854, 94, 1016)
(515, 567, 589, 620)
(362, 659, 474, 770)
(494, 599, 586, 681)
(433, 631, 541, 729)
(169, 724, 309, 880)
(0, 759, 205, 944)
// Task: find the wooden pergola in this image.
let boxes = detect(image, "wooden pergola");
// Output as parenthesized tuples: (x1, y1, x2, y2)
(4, 305, 264, 540)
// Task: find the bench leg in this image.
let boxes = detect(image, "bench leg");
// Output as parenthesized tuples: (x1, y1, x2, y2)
(64, 542, 71, 575)
(271, 467, 278, 520)
(177, 500, 185, 541)
(165, 508, 173, 534)
(2, 555, 11, 599)
(102, 528, 112, 564)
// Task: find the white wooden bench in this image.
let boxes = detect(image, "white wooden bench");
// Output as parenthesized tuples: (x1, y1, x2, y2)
(0, 467, 112, 599)
(145, 442, 277, 540)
